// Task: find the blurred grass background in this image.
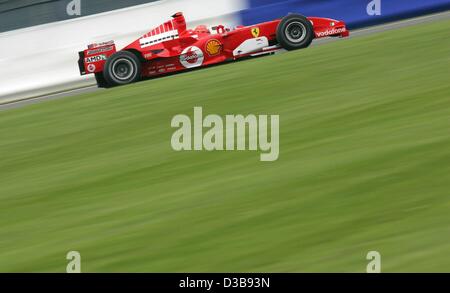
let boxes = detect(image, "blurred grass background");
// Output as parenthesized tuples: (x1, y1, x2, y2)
(0, 19, 449, 272)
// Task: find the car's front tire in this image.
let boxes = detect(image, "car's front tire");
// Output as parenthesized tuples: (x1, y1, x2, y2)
(103, 51, 141, 86)
(276, 14, 314, 51)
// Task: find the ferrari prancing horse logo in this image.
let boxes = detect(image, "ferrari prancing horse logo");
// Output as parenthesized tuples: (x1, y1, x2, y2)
(251, 27, 260, 38)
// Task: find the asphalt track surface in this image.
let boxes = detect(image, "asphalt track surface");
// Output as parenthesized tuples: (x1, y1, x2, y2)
(1, 11, 449, 112)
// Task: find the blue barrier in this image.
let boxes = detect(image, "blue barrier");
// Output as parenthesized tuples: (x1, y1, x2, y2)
(240, 0, 450, 28)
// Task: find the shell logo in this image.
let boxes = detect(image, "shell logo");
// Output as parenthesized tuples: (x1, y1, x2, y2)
(205, 39, 222, 56)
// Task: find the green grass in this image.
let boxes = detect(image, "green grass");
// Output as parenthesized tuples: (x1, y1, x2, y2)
(1, 19, 450, 272)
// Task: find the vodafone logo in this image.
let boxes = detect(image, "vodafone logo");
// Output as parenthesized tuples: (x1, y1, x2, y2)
(180, 46, 204, 68)
(316, 27, 346, 37)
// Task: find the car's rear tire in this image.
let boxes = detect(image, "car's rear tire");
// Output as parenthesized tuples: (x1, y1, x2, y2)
(276, 14, 314, 51)
(95, 72, 109, 88)
(103, 51, 141, 86)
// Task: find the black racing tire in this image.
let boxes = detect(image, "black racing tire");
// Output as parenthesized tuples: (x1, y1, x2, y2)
(95, 72, 109, 88)
(103, 51, 141, 86)
(276, 14, 314, 51)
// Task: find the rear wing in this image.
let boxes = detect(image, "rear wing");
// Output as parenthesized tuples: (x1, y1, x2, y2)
(78, 41, 117, 75)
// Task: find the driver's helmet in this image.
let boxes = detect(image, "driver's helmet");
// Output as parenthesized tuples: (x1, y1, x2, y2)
(194, 25, 210, 34)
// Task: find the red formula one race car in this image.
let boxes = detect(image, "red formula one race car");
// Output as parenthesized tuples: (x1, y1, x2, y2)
(78, 12, 349, 87)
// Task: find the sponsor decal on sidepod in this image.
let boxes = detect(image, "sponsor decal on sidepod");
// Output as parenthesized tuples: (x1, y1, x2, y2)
(179, 46, 204, 68)
(205, 39, 222, 56)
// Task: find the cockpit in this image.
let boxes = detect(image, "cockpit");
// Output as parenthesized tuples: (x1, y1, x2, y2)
(192, 24, 242, 36)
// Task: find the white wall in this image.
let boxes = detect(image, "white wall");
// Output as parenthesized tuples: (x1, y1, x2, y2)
(0, 0, 246, 102)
